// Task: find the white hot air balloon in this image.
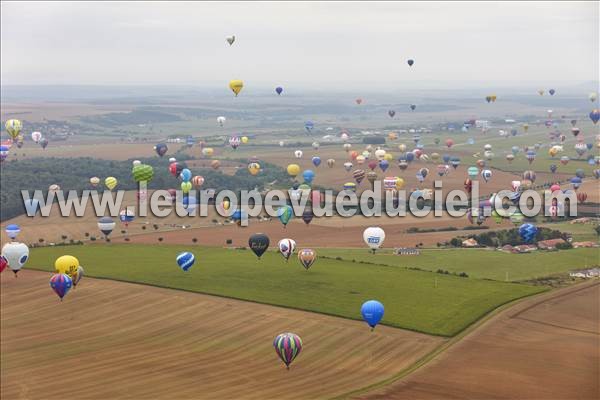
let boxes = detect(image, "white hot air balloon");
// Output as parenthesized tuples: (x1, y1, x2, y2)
(363, 227, 386, 253)
(294, 150, 303, 159)
(217, 116, 226, 127)
(31, 131, 42, 143)
(1, 242, 29, 275)
(278, 238, 297, 261)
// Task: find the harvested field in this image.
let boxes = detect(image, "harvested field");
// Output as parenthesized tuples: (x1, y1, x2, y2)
(355, 281, 600, 400)
(0, 270, 444, 400)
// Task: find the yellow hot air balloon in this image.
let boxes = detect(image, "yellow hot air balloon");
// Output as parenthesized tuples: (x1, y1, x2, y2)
(395, 177, 405, 190)
(229, 80, 244, 96)
(398, 144, 406, 152)
(490, 95, 497, 102)
(248, 162, 261, 176)
(241, 136, 249, 144)
(523, 123, 529, 132)
(548, 147, 558, 157)
(202, 147, 214, 157)
(384, 153, 393, 162)
(55, 255, 79, 279)
(287, 164, 300, 177)
(5, 119, 22, 140)
(388, 132, 398, 140)
(181, 181, 192, 194)
(105, 177, 118, 190)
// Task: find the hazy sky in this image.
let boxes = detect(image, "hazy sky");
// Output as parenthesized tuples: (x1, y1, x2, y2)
(1, 1, 598, 89)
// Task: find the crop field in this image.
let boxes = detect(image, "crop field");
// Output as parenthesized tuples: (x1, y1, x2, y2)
(25, 244, 546, 337)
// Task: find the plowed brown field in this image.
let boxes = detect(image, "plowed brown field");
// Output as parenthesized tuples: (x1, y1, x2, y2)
(355, 281, 600, 400)
(1, 270, 444, 400)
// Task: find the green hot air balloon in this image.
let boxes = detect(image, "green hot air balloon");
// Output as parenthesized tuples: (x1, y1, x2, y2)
(132, 164, 154, 183)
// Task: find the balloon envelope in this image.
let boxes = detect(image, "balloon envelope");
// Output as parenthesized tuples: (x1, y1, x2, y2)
(361, 300, 384, 329)
(249, 233, 270, 258)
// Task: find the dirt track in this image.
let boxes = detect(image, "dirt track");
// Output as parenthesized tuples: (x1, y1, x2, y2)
(1, 270, 443, 400)
(354, 281, 600, 400)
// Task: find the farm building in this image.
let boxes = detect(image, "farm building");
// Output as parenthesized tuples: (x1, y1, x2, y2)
(569, 268, 600, 278)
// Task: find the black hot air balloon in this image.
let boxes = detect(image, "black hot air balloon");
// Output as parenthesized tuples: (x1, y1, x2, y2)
(249, 233, 270, 259)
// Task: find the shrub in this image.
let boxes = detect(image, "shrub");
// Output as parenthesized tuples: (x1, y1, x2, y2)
(84, 232, 90, 237)
(158, 237, 164, 242)
(90, 236, 96, 241)
(556, 241, 573, 250)
(192, 238, 198, 243)
(226, 239, 233, 245)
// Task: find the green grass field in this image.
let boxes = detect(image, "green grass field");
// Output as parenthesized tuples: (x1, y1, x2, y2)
(27, 244, 546, 337)
(318, 247, 599, 281)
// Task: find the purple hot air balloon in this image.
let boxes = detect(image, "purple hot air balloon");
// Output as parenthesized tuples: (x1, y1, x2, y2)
(275, 86, 283, 95)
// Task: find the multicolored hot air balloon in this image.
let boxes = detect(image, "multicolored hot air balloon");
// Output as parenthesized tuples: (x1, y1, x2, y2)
(273, 333, 302, 370)
(154, 143, 168, 157)
(1, 242, 29, 275)
(50, 273, 72, 300)
(277, 205, 294, 228)
(298, 249, 316, 270)
(4, 119, 22, 141)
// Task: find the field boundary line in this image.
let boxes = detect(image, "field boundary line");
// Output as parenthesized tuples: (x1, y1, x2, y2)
(331, 280, 596, 400)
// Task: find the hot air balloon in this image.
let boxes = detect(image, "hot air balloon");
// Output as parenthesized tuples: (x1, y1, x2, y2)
(294, 150, 303, 159)
(301, 170, 314, 184)
(526, 150, 536, 164)
(168, 161, 181, 177)
(298, 249, 316, 270)
(522, 170, 536, 182)
(72, 266, 84, 287)
(54, 255, 79, 279)
(275, 86, 283, 95)
(363, 227, 385, 253)
(31, 131, 42, 143)
(176, 252, 195, 271)
(407, 59, 414, 67)
(119, 209, 135, 227)
(154, 143, 168, 157)
(467, 166, 479, 179)
(519, 223, 537, 243)
(304, 121, 314, 133)
(132, 164, 154, 183)
(361, 300, 384, 330)
(353, 169, 366, 184)
(103, 177, 117, 190)
(278, 238, 296, 261)
(287, 164, 300, 177)
(191, 175, 204, 187)
(4, 119, 22, 140)
(550, 164, 558, 173)
(39, 137, 48, 149)
(302, 209, 313, 225)
(355, 98, 363, 105)
(481, 169, 492, 182)
(226, 35, 235, 45)
(50, 273, 73, 300)
(97, 217, 115, 237)
(217, 116, 226, 127)
(326, 158, 335, 168)
(5, 224, 20, 240)
(388, 110, 396, 118)
(311, 156, 321, 167)
(1, 242, 29, 275)
(273, 333, 302, 369)
(229, 136, 241, 150)
(0, 256, 7, 273)
(577, 192, 588, 204)
(181, 181, 192, 194)
(590, 109, 600, 124)
(249, 233, 269, 259)
(229, 80, 244, 96)
(0, 145, 9, 162)
(445, 138, 454, 148)
(549, 89, 555, 96)
(277, 205, 294, 227)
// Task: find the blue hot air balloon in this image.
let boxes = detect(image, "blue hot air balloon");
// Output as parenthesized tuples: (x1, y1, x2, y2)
(277, 205, 294, 227)
(467, 138, 475, 145)
(182, 195, 197, 215)
(442, 154, 451, 163)
(154, 143, 168, 157)
(302, 169, 315, 184)
(550, 164, 557, 174)
(311, 156, 321, 167)
(570, 176, 582, 189)
(549, 89, 555, 96)
(378, 159, 389, 173)
(304, 121, 314, 133)
(450, 157, 460, 169)
(518, 223, 538, 243)
(405, 152, 415, 162)
(589, 109, 600, 124)
(97, 217, 115, 237)
(407, 59, 414, 67)
(361, 300, 384, 330)
(275, 86, 283, 95)
(180, 168, 192, 182)
(5, 224, 20, 240)
(176, 252, 195, 271)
